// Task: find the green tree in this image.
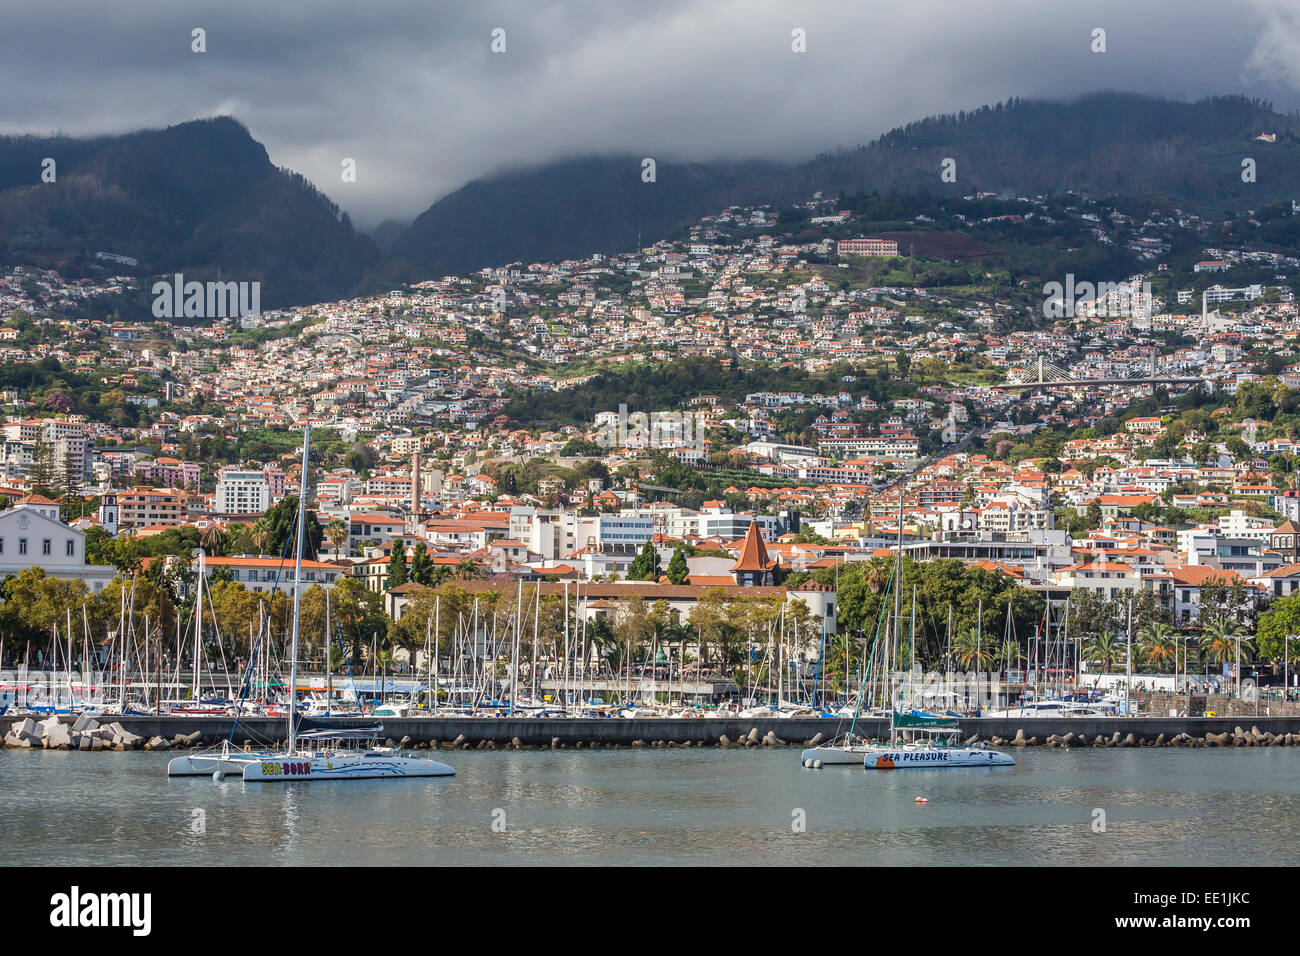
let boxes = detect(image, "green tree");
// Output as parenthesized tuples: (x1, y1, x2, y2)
(1199, 619, 1250, 675)
(1256, 592, 1300, 661)
(1084, 629, 1122, 674)
(627, 541, 661, 582)
(261, 496, 322, 560)
(666, 546, 689, 585)
(325, 517, 349, 558)
(410, 541, 432, 586)
(1138, 621, 1177, 672)
(953, 627, 993, 670)
(387, 540, 407, 590)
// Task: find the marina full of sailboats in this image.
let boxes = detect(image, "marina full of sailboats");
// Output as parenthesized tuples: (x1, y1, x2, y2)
(799, 492, 1155, 770)
(6, 482, 1159, 745)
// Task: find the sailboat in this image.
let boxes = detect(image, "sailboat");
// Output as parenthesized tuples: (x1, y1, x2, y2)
(802, 492, 904, 767)
(170, 427, 455, 783)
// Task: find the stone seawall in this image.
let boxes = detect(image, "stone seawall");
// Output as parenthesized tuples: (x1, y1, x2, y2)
(10, 714, 1300, 750)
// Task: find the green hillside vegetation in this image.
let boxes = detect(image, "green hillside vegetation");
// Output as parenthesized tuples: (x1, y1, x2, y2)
(0, 118, 378, 312)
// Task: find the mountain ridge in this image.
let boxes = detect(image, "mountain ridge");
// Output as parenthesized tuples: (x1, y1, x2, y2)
(3, 92, 1297, 313)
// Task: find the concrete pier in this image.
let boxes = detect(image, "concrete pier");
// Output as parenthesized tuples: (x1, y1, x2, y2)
(12, 714, 1300, 748)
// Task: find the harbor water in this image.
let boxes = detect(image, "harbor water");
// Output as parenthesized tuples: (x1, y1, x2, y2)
(4, 747, 1299, 866)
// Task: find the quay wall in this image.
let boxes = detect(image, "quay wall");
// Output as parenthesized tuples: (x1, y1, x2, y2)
(18, 714, 1300, 746)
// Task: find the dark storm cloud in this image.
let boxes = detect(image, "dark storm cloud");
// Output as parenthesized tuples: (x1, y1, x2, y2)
(2, 0, 1298, 224)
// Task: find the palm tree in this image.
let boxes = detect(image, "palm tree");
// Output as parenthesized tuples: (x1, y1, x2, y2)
(1139, 621, 1177, 673)
(325, 518, 348, 559)
(586, 617, 617, 671)
(1084, 629, 1121, 674)
(1200, 619, 1253, 691)
(200, 522, 228, 556)
(864, 562, 887, 595)
(1198, 619, 1238, 667)
(996, 638, 1023, 675)
(953, 627, 992, 670)
(453, 558, 481, 581)
(250, 519, 272, 556)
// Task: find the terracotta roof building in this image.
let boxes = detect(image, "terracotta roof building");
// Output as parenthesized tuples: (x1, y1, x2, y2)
(730, 521, 778, 586)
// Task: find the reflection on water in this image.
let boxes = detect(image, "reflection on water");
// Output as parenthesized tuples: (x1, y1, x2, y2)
(2, 747, 1298, 866)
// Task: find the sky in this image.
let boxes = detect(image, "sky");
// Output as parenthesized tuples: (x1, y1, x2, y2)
(3, 0, 1300, 227)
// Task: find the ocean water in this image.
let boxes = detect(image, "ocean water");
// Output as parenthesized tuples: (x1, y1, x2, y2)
(3, 746, 1298, 866)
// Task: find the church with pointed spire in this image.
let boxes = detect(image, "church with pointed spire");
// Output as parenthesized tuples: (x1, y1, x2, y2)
(730, 520, 778, 586)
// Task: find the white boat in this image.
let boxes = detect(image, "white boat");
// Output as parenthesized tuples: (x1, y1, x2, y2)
(859, 712, 1015, 770)
(983, 696, 1112, 718)
(241, 728, 454, 781)
(802, 734, 878, 765)
(371, 697, 411, 717)
(167, 739, 273, 777)
(302, 695, 362, 717)
(169, 426, 455, 785)
(617, 706, 665, 718)
(862, 738, 1017, 769)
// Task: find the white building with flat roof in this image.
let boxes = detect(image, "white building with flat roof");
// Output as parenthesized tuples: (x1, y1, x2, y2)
(214, 467, 271, 515)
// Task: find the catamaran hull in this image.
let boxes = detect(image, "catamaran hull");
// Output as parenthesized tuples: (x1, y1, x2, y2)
(864, 748, 1015, 769)
(801, 746, 874, 765)
(241, 755, 455, 781)
(166, 753, 265, 777)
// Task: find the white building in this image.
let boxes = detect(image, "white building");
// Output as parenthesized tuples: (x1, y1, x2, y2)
(0, 500, 116, 592)
(214, 467, 272, 515)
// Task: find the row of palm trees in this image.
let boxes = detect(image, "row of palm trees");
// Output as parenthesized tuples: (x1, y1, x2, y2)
(938, 620, 1253, 675)
(198, 518, 282, 556)
(1083, 620, 1252, 675)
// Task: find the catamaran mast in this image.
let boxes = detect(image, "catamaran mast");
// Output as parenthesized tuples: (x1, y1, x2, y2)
(562, 580, 570, 710)
(325, 585, 332, 716)
(192, 549, 204, 700)
(287, 426, 311, 755)
(893, 489, 903, 709)
(510, 581, 522, 711)
(1125, 595, 1133, 717)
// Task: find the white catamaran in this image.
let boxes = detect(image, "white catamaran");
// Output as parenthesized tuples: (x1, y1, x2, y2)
(169, 427, 454, 782)
(860, 710, 1015, 769)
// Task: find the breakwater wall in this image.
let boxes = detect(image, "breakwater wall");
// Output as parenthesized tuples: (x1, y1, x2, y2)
(10, 714, 1300, 750)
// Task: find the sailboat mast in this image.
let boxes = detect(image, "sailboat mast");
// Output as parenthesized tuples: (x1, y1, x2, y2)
(511, 582, 522, 710)
(287, 426, 311, 754)
(192, 551, 204, 700)
(1125, 595, 1133, 716)
(531, 587, 540, 704)
(562, 580, 570, 710)
(325, 585, 332, 716)
(893, 490, 903, 708)
(908, 584, 916, 706)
